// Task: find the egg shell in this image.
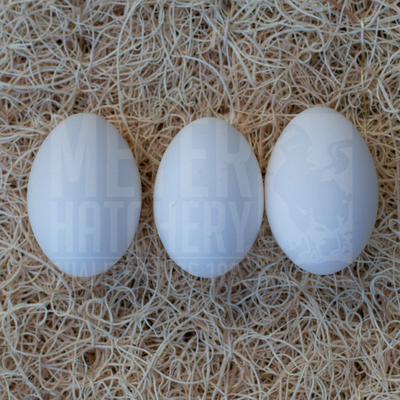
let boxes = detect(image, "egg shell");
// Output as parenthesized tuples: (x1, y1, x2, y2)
(28, 114, 142, 277)
(154, 117, 264, 278)
(265, 107, 378, 275)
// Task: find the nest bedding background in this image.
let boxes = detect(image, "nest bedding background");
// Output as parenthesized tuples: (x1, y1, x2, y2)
(1, 0, 400, 398)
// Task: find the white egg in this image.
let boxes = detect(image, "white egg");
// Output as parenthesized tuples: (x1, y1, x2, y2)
(265, 107, 378, 275)
(154, 117, 263, 278)
(28, 114, 142, 277)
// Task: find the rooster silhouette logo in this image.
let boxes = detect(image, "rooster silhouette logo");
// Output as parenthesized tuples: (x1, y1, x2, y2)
(274, 127, 353, 259)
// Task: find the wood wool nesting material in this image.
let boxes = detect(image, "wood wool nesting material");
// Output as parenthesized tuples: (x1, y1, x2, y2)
(0, 0, 400, 399)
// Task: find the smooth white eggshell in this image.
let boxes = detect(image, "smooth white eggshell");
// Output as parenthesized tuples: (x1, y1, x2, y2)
(28, 113, 141, 277)
(265, 107, 378, 275)
(154, 117, 264, 278)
